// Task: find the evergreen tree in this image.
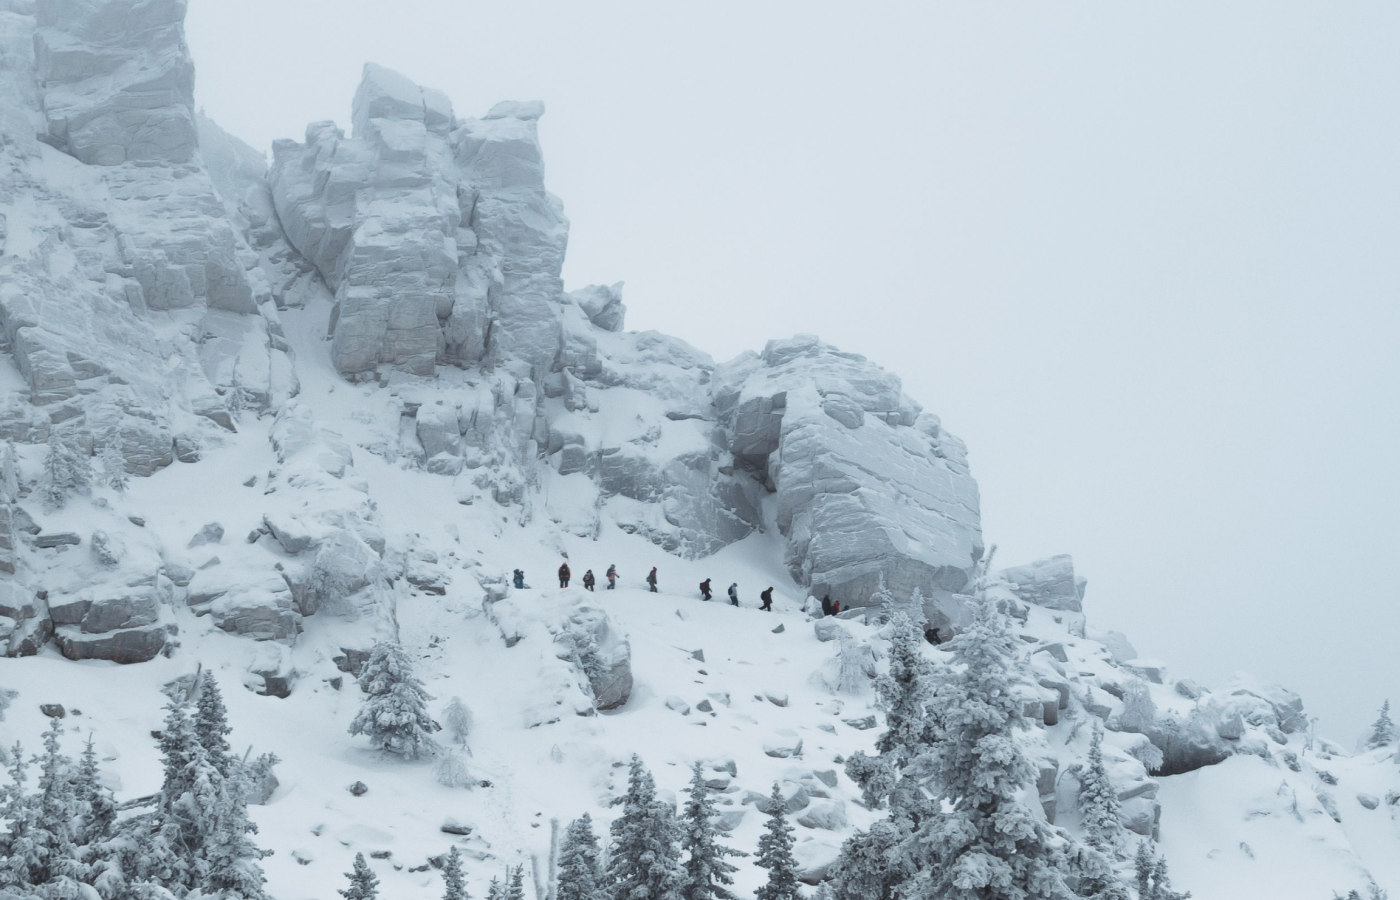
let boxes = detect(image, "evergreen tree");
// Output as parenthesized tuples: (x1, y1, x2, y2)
(32, 718, 80, 885)
(844, 611, 936, 809)
(341, 852, 380, 900)
(680, 763, 744, 900)
(443, 845, 468, 900)
(486, 876, 504, 900)
(1118, 679, 1157, 735)
(74, 735, 116, 846)
(39, 430, 75, 511)
(349, 640, 441, 759)
(557, 814, 605, 900)
(1080, 722, 1123, 853)
(0, 740, 39, 889)
(1134, 841, 1155, 899)
(1364, 700, 1395, 750)
(754, 784, 798, 900)
(444, 696, 474, 751)
(605, 755, 683, 900)
(195, 675, 235, 778)
(1149, 856, 1190, 900)
(0, 440, 19, 502)
(1069, 843, 1130, 900)
(506, 864, 526, 900)
(436, 750, 473, 788)
(870, 575, 897, 623)
(99, 431, 128, 494)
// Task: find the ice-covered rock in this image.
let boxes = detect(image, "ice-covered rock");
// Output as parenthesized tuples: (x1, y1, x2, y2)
(997, 555, 1085, 613)
(714, 336, 982, 607)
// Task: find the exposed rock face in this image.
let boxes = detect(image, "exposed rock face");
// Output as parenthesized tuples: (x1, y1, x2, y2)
(998, 555, 1086, 612)
(34, 0, 196, 166)
(713, 335, 983, 607)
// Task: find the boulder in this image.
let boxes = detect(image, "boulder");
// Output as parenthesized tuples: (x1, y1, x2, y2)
(763, 730, 803, 758)
(796, 800, 847, 830)
(54, 623, 167, 663)
(813, 619, 848, 642)
(997, 555, 1085, 613)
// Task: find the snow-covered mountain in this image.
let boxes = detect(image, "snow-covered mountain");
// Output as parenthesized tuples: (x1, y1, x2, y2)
(0, 1, 1395, 898)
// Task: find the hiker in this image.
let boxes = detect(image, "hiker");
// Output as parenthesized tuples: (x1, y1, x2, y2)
(831, 600, 842, 615)
(558, 562, 571, 589)
(821, 595, 833, 617)
(727, 583, 739, 606)
(606, 564, 618, 589)
(646, 567, 659, 593)
(700, 578, 713, 601)
(513, 569, 525, 590)
(925, 626, 943, 645)
(583, 569, 595, 591)
(760, 587, 774, 611)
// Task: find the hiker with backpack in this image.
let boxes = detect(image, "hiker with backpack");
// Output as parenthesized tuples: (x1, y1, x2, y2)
(583, 570, 595, 591)
(513, 569, 525, 590)
(727, 583, 739, 606)
(646, 567, 659, 592)
(558, 562, 571, 589)
(606, 564, 618, 589)
(700, 578, 712, 601)
(760, 587, 774, 611)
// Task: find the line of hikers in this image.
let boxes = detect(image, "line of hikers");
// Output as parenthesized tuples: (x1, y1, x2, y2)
(513, 564, 793, 613)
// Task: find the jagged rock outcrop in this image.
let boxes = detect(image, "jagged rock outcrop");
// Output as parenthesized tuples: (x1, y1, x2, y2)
(999, 554, 1086, 612)
(713, 335, 983, 606)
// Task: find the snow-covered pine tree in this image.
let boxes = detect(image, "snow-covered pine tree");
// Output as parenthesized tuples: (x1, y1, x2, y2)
(32, 718, 80, 886)
(0, 441, 19, 502)
(348, 640, 441, 759)
(1364, 700, 1395, 750)
(74, 735, 116, 846)
(605, 755, 683, 900)
(831, 631, 873, 696)
(1149, 856, 1190, 900)
(436, 750, 472, 788)
(99, 430, 128, 494)
(0, 741, 39, 891)
(506, 864, 526, 900)
(342, 852, 380, 900)
(754, 784, 798, 900)
(195, 675, 235, 778)
(226, 365, 247, 420)
(1068, 843, 1131, 900)
(843, 610, 936, 809)
(486, 876, 504, 900)
(557, 813, 604, 900)
(39, 430, 76, 511)
(887, 599, 1075, 900)
(443, 845, 468, 900)
(444, 696, 474, 751)
(1118, 679, 1158, 735)
(1134, 841, 1155, 899)
(1080, 722, 1123, 853)
(680, 762, 744, 900)
(870, 574, 897, 623)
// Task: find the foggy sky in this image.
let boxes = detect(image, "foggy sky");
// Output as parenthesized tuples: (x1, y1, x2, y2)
(185, 1, 1400, 740)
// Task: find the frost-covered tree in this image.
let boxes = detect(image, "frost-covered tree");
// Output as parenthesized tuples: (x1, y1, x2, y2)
(754, 784, 798, 900)
(680, 762, 744, 900)
(835, 599, 1075, 900)
(342, 852, 380, 900)
(39, 430, 82, 510)
(830, 631, 874, 696)
(1080, 722, 1123, 853)
(195, 675, 235, 778)
(843, 611, 936, 809)
(0, 441, 19, 502)
(1364, 700, 1395, 750)
(486, 876, 504, 900)
(444, 696, 474, 751)
(99, 431, 128, 494)
(348, 640, 441, 759)
(32, 718, 80, 886)
(605, 755, 683, 900)
(1069, 843, 1130, 900)
(0, 741, 40, 891)
(1117, 679, 1157, 735)
(74, 735, 116, 847)
(557, 814, 605, 900)
(1134, 843, 1190, 900)
(506, 864, 526, 900)
(443, 845, 468, 900)
(870, 575, 897, 623)
(436, 750, 473, 788)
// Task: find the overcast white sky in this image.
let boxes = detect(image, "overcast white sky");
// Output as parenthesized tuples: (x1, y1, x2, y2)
(186, 1, 1399, 740)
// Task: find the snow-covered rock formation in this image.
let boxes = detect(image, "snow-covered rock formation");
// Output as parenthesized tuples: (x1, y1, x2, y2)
(0, 4, 1395, 900)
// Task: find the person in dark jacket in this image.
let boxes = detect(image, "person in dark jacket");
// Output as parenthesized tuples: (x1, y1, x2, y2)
(925, 626, 943, 645)
(820, 595, 833, 616)
(760, 587, 774, 611)
(606, 565, 618, 589)
(583, 570, 595, 591)
(727, 583, 739, 606)
(558, 562, 571, 589)
(646, 567, 658, 592)
(700, 579, 712, 601)
(513, 569, 525, 590)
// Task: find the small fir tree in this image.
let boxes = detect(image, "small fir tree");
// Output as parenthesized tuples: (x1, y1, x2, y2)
(605, 755, 683, 900)
(39, 431, 75, 510)
(195, 675, 235, 778)
(486, 876, 504, 900)
(341, 852, 380, 900)
(443, 845, 468, 900)
(74, 735, 116, 846)
(1364, 700, 1395, 750)
(1080, 722, 1123, 853)
(0, 441, 19, 502)
(436, 750, 472, 788)
(754, 784, 799, 900)
(680, 762, 744, 900)
(505, 864, 526, 900)
(99, 431, 128, 493)
(557, 814, 604, 900)
(444, 696, 474, 751)
(348, 640, 441, 759)
(1118, 679, 1158, 735)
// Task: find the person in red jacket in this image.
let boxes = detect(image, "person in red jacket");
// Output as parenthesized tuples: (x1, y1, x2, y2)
(558, 562, 571, 588)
